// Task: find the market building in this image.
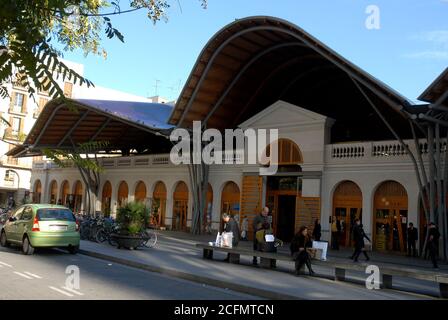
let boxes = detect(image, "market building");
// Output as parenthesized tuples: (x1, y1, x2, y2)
(8, 16, 448, 255)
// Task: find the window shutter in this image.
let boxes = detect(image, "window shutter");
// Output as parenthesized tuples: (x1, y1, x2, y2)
(22, 94, 27, 113)
(9, 93, 16, 111)
(19, 117, 24, 133)
(64, 82, 73, 98)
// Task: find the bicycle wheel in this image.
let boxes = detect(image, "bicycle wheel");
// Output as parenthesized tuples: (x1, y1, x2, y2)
(108, 235, 118, 247)
(80, 226, 89, 240)
(143, 230, 158, 248)
(96, 229, 107, 243)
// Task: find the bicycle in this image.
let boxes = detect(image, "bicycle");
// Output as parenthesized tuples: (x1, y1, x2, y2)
(138, 227, 158, 248)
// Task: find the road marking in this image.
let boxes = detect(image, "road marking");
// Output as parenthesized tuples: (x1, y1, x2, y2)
(62, 286, 84, 296)
(0, 261, 12, 268)
(48, 286, 74, 297)
(24, 272, 42, 279)
(14, 272, 33, 279)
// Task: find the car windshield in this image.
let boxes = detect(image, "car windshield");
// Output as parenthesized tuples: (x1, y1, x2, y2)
(37, 208, 75, 221)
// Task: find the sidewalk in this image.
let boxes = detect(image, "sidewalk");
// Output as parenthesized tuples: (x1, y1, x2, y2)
(77, 231, 443, 300)
(159, 230, 448, 271)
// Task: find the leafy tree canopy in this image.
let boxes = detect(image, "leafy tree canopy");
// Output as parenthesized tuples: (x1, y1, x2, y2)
(0, 0, 207, 99)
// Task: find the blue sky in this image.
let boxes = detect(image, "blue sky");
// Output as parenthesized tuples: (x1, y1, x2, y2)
(61, 0, 448, 103)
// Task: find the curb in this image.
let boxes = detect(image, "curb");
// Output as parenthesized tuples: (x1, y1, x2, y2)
(78, 249, 302, 300)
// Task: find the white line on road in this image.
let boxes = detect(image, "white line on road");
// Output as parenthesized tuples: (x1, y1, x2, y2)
(62, 286, 84, 296)
(48, 286, 74, 297)
(24, 272, 42, 279)
(0, 261, 12, 267)
(14, 272, 33, 279)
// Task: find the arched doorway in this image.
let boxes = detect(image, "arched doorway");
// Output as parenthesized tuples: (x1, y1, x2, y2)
(49, 180, 58, 204)
(33, 180, 42, 203)
(60, 180, 69, 206)
(265, 138, 303, 242)
(135, 181, 147, 203)
(117, 181, 129, 207)
(72, 181, 83, 213)
(220, 181, 240, 231)
(172, 181, 188, 231)
(221, 182, 240, 216)
(101, 181, 112, 217)
(373, 181, 408, 253)
(332, 181, 363, 248)
(152, 181, 167, 227)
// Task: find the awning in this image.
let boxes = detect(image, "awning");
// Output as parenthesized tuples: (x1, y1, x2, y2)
(7, 98, 174, 157)
(170, 16, 414, 142)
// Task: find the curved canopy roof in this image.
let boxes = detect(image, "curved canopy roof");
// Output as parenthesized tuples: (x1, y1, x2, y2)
(8, 98, 174, 157)
(419, 67, 448, 105)
(170, 16, 413, 142)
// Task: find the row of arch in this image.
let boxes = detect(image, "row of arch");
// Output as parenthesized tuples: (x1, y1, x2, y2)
(33, 178, 242, 231)
(332, 180, 409, 253)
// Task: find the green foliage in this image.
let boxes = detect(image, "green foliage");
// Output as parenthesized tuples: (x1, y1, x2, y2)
(116, 201, 148, 235)
(0, 0, 207, 99)
(42, 140, 110, 172)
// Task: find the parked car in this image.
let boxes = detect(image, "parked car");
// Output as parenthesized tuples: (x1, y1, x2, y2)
(0, 204, 80, 255)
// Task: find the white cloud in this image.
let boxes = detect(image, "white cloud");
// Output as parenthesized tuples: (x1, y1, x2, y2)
(404, 51, 448, 60)
(406, 30, 448, 60)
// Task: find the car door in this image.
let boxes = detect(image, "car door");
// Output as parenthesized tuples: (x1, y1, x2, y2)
(16, 206, 33, 241)
(6, 206, 25, 243)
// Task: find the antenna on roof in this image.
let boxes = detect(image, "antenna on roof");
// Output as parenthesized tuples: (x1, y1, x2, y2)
(153, 79, 161, 96)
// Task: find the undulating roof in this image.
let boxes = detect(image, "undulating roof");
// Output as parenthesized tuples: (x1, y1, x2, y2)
(169, 16, 414, 142)
(418, 67, 448, 105)
(7, 98, 174, 157)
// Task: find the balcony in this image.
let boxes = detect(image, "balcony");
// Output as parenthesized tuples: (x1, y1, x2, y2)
(325, 139, 438, 165)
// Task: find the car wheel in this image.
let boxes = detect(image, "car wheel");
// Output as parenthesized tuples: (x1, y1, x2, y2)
(0, 230, 9, 247)
(22, 236, 34, 255)
(68, 245, 79, 254)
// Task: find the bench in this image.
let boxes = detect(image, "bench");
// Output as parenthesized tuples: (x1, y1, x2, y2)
(196, 243, 448, 298)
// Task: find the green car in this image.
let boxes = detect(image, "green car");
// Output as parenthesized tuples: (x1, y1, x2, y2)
(0, 204, 80, 255)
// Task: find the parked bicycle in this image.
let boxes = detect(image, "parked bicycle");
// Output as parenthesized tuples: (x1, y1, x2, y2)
(138, 227, 158, 248)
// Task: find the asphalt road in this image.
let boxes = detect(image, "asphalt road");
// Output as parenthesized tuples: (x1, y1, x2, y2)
(0, 245, 260, 300)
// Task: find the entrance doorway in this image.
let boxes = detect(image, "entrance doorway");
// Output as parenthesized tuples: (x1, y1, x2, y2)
(332, 181, 363, 248)
(373, 181, 408, 253)
(277, 195, 296, 241)
(172, 181, 188, 231)
(266, 176, 301, 243)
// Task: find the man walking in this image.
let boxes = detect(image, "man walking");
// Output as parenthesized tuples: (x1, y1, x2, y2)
(428, 222, 440, 269)
(407, 222, 418, 257)
(252, 207, 269, 265)
(351, 219, 370, 262)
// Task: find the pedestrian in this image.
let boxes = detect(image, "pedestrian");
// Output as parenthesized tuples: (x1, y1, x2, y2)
(290, 226, 315, 276)
(312, 218, 321, 241)
(7, 196, 15, 210)
(252, 206, 269, 265)
(407, 222, 418, 257)
(428, 222, 440, 269)
(351, 219, 370, 262)
(255, 222, 283, 268)
(331, 217, 340, 250)
(222, 213, 240, 262)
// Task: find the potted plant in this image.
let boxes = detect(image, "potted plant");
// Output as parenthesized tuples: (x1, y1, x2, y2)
(111, 201, 149, 250)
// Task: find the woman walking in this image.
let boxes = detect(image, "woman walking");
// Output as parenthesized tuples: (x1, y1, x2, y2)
(290, 226, 315, 276)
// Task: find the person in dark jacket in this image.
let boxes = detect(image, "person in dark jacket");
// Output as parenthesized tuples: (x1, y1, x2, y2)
(312, 219, 322, 241)
(222, 214, 240, 262)
(252, 207, 269, 265)
(351, 219, 370, 262)
(407, 222, 418, 257)
(428, 222, 440, 269)
(290, 226, 315, 276)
